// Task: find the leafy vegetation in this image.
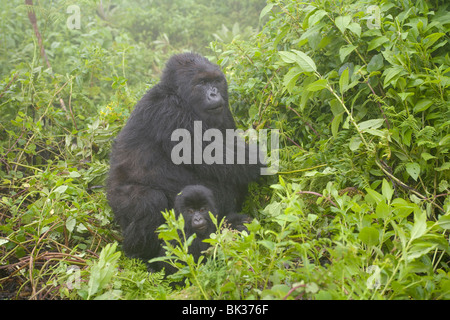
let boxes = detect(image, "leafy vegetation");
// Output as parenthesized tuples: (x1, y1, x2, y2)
(1, 0, 449, 300)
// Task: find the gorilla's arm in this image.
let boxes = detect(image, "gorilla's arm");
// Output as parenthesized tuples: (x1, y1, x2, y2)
(223, 212, 253, 232)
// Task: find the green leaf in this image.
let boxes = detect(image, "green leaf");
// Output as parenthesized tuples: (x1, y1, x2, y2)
(349, 136, 362, 151)
(382, 179, 394, 203)
(339, 68, 349, 94)
(397, 92, 414, 101)
(439, 134, 450, 146)
(405, 162, 420, 181)
(248, 104, 258, 119)
(367, 54, 384, 72)
(364, 128, 385, 137)
(383, 66, 405, 87)
(282, 67, 302, 93)
(66, 216, 76, 233)
(413, 99, 433, 113)
(307, 214, 318, 223)
(220, 282, 236, 293)
(347, 22, 361, 37)
(291, 50, 317, 73)
(331, 112, 344, 138)
(365, 188, 384, 203)
(274, 25, 289, 47)
(358, 118, 385, 130)
(148, 255, 176, 264)
(335, 15, 352, 34)
(53, 185, 68, 194)
(438, 215, 450, 230)
(406, 242, 438, 262)
(422, 32, 444, 49)
(279, 50, 317, 73)
(69, 171, 81, 178)
(421, 152, 436, 161)
(339, 44, 357, 62)
(391, 221, 407, 249)
(306, 282, 319, 294)
(259, 3, 274, 20)
(279, 51, 298, 64)
(438, 180, 449, 193)
(391, 198, 417, 219)
(308, 9, 327, 26)
(259, 240, 276, 251)
(358, 226, 379, 246)
(306, 79, 328, 91)
(435, 162, 450, 172)
(367, 36, 389, 51)
(411, 210, 427, 241)
(330, 98, 344, 115)
(87, 243, 120, 299)
(375, 200, 390, 219)
(315, 291, 333, 300)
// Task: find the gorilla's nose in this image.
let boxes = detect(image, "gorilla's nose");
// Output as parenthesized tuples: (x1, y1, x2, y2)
(207, 87, 223, 112)
(208, 87, 219, 100)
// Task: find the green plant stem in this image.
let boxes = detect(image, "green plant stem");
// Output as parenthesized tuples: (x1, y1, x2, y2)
(327, 84, 370, 150)
(277, 163, 327, 175)
(297, 190, 338, 207)
(376, 160, 444, 212)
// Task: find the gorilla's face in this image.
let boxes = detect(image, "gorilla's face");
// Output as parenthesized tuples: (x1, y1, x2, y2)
(189, 71, 228, 124)
(161, 53, 229, 127)
(174, 185, 217, 237)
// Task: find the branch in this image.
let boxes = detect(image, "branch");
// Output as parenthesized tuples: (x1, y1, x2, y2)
(297, 190, 338, 207)
(376, 160, 445, 212)
(25, 0, 51, 69)
(286, 104, 320, 138)
(367, 78, 390, 129)
(0, 73, 18, 99)
(25, 0, 69, 116)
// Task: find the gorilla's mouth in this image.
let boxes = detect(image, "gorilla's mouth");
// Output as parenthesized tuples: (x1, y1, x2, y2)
(206, 104, 223, 113)
(196, 225, 208, 233)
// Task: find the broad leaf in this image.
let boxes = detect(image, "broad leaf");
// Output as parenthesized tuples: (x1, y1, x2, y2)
(405, 162, 420, 181)
(306, 79, 328, 91)
(292, 50, 317, 72)
(335, 15, 351, 34)
(358, 227, 380, 246)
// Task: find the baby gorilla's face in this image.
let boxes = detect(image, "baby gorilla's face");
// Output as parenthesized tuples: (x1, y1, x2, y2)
(174, 185, 217, 237)
(186, 206, 211, 235)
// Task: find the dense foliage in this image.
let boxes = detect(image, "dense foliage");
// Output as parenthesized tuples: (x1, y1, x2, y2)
(0, 0, 449, 300)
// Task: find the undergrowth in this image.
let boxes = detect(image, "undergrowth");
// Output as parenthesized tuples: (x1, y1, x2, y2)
(1, 0, 449, 300)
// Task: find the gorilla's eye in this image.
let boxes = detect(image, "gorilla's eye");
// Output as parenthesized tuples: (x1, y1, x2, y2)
(188, 208, 195, 214)
(196, 79, 207, 86)
(199, 207, 206, 212)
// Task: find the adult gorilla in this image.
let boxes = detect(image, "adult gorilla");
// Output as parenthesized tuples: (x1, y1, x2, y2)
(107, 52, 262, 269)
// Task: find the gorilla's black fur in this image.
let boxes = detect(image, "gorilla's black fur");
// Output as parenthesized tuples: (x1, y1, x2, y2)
(107, 53, 261, 269)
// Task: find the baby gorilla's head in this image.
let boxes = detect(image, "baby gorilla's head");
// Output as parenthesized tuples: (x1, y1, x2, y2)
(174, 185, 217, 237)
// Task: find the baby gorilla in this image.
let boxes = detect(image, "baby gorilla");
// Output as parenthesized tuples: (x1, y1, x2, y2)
(175, 184, 217, 246)
(175, 184, 252, 240)
(150, 185, 216, 274)
(151, 184, 252, 274)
